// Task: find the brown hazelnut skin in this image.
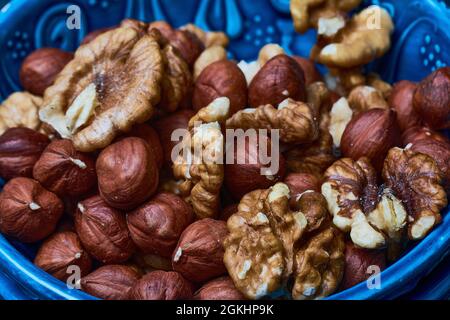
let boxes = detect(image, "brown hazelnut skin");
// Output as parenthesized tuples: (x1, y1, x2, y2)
(225, 135, 286, 200)
(127, 124, 164, 169)
(20, 48, 74, 96)
(34, 231, 92, 281)
(284, 173, 321, 208)
(292, 56, 322, 85)
(75, 195, 135, 264)
(194, 276, 246, 300)
(341, 109, 401, 172)
(96, 137, 159, 210)
(193, 60, 248, 115)
(153, 110, 195, 164)
(341, 242, 386, 290)
(413, 67, 450, 130)
(248, 54, 306, 108)
(127, 192, 193, 258)
(219, 204, 239, 222)
(0, 128, 50, 180)
(172, 219, 228, 283)
(33, 139, 96, 198)
(389, 80, 421, 132)
(80, 265, 141, 300)
(129, 271, 194, 300)
(0, 177, 63, 243)
(402, 126, 450, 146)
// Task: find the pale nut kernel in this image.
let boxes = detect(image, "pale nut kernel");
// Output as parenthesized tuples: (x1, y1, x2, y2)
(328, 97, 352, 147)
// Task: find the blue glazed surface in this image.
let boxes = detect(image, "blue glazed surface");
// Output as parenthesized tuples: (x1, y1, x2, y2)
(0, 0, 449, 300)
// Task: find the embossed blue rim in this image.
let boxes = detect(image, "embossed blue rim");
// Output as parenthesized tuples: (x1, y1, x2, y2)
(0, 0, 448, 300)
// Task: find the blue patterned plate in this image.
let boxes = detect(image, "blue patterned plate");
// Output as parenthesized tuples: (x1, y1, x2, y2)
(0, 0, 449, 300)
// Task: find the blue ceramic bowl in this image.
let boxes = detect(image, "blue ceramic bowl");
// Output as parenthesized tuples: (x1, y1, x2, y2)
(0, 0, 449, 300)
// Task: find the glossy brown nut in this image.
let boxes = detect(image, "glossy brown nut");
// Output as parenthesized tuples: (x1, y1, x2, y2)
(153, 110, 195, 164)
(284, 173, 321, 208)
(293, 56, 322, 85)
(341, 242, 386, 290)
(172, 219, 228, 283)
(194, 276, 246, 300)
(402, 126, 450, 146)
(75, 195, 135, 264)
(127, 192, 193, 258)
(225, 135, 286, 200)
(20, 48, 74, 96)
(219, 204, 239, 222)
(0, 128, 50, 180)
(81, 27, 115, 45)
(0, 177, 63, 242)
(413, 67, 450, 130)
(33, 139, 96, 197)
(129, 271, 194, 300)
(341, 109, 401, 171)
(248, 54, 306, 108)
(127, 124, 164, 169)
(34, 231, 92, 281)
(80, 265, 141, 300)
(389, 80, 421, 132)
(96, 137, 159, 210)
(193, 60, 248, 115)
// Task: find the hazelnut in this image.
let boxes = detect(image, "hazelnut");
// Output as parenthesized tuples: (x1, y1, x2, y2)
(153, 110, 195, 164)
(219, 204, 239, 222)
(402, 126, 449, 146)
(258, 44, 285, 66)
(193, 60, 248, 115)
(127, 192, 193, 257)
(413, 67, 450, 129)
(33, 139, 96, 197)
(194, 276, 246, 300)
(389, 80, 421, 132)
(172, 219, 228, 283)
(284, 173, 321, 208)
(341, 242, 386, 290)
(0, 128, 50, 180)
(81, 27, 115, 45)
(193, 45, 228, 80)
(248, 54, 306, 108)
(129, 270, 194, 300)
(225, 134, 286, 200)
(96, 137, 159, 210)
(341, 109, 401, 171)
(80, 265, 140, 300)
(127, 124, 164, 169)
(20, 48, 74, 96)
(34, 231, 92, 281)
(292, 56, 323, 85)
(0, 177, 63, 242)
(132, 252, 173, 272)
(75, 195, 135, 264)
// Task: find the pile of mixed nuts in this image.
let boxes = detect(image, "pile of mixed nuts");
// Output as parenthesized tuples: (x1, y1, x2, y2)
(0, 2, 449, 300)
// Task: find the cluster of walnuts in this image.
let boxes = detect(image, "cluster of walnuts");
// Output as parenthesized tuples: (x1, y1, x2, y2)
(0, 2, 449, 300)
